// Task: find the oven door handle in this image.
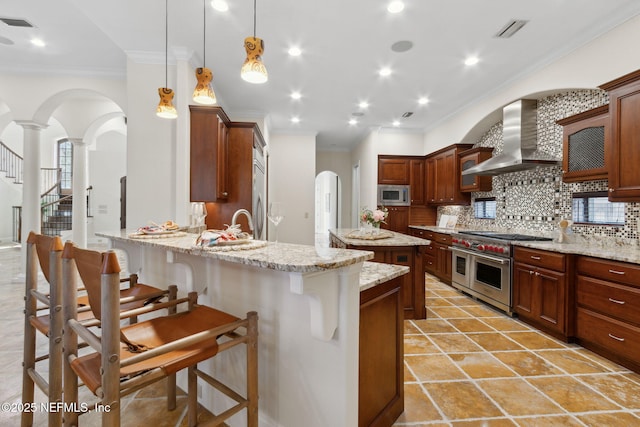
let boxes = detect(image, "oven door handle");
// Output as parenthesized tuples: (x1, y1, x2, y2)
(452, 247, 510, 265)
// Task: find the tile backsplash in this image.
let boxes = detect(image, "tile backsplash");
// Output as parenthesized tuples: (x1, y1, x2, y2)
(439, 89, 640, 245)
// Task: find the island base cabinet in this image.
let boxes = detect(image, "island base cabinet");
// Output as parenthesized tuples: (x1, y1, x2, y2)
(359, 276, 404, 427)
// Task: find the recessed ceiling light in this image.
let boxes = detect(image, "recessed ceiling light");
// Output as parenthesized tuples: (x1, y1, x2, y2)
(290, 91, 302, 100)
(358, 101, 369, 109)
(291, 116, 300, 123)
(418, 97, 429, 105)
(288, 46, 302, 56)
(464, 56, 479, 66)
(30, 38, 45, 47)
(348, 118, 358, 125)
(392, 120, 401, 127)
(379, 67, 392, 77)
(387, 1, 405, 13)
(210, 0, 229, 12)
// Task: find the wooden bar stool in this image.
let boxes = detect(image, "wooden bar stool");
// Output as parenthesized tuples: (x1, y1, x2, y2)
(62, 243, 259, 427)
(21, 232, 171, 427)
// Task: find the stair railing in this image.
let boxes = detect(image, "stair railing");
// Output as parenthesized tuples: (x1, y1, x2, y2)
(0, 140, 23, 184)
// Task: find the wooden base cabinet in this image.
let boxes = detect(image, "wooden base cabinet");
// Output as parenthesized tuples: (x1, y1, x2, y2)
(359, 276, 404, 427)
(414, 229, 452, 284)
(513, 247, 572, 340)
(576, 256, 640, 372)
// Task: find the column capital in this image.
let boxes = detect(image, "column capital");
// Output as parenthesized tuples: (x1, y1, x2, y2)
(14, 120, 48, 131)
(68, 137, 89, 146)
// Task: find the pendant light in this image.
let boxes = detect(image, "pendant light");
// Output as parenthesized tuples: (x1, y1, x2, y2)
(192, 0, 217, 104)
(241, 0, 268, 84)
(156, 0, 178, 119)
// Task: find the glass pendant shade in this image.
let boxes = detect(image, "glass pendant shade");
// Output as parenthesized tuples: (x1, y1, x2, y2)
(241, 37, 268, 84)
(156, 87, 178, 119)
(193, 67, 217, 104)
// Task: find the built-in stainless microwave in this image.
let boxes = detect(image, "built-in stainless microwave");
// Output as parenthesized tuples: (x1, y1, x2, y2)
(377, 185, 410, 206)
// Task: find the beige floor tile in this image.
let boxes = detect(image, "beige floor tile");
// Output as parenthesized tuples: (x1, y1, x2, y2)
(405, 354, 467, 382)
(427, 297, 455, 307)
(535, 349, 612, 374)
(528, 376, 621, 412)
(477, 378, 563, 416)
(393, 383, 442, 424)
(481, 317, 531, 331)
(466, 333, 525, 352)
(444, 296, 481, 307)
(425, 290, 441, 298)
(578, 374, 640, 409)
(573, 348, 630, 373)
(502, 331, 565, 350)
(449, 353, 516, 379)
(576, 411, 640, 427)
(515, 415, 584, 426)
(452, 419, 517, 427)
(492, 351, 563, 377)
(405, 334, 441, 355)
(432, 289, 464, 298)
(424, 381, 503, 420)
(623, 372, 640, 385)
(412, 318, 457, 334)
(404, 320, 422, 334)
(427, 308, 440, 318)
(448, 318, 494, 333)
(428, 306, 474, 319)
(461, 305, 505, 317)
(429, 334, 484, 353)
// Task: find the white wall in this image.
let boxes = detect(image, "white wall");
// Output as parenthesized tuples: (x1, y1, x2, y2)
(316, 150, 352, 228)
(424, 14, 640, 153)
(268, 133, 316, 245)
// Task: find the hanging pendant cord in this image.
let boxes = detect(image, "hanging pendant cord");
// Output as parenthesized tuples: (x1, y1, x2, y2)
(164, 0, 168, 88)
(203, 0, 206, 67)
(253, 0, 257, 37)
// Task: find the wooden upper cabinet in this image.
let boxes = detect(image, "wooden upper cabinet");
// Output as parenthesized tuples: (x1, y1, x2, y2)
(190, 105, 230, 202)
(378, 156, 410, 184)
(425, 157, 435, 204)
(459, 147, 493, 192)
(409, 158, 425, 206)
(556, 105, 609, 183)
(600, 69, 640, 201)
(426, 144, 473, 205)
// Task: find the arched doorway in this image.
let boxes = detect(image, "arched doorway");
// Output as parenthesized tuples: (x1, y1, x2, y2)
(315, 171, 341, 238)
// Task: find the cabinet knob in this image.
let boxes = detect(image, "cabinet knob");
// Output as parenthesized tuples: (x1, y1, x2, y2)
(222, 192, 229, 197)
(609, 188, 614, 192)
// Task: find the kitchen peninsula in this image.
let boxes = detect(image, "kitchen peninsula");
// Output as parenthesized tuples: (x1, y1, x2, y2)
(96, 230, 407, 427)
(329, 228, 431, 319)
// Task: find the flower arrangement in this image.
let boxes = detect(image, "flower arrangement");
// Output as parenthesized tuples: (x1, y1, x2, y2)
(361, 206, 389, 227)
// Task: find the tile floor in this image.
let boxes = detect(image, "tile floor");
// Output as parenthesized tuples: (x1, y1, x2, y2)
(396, 274, 640, 426)
(2, 242, 640, 426)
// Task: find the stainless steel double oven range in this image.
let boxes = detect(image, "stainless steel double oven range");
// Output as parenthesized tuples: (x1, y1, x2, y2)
(450, 231, 552, 315)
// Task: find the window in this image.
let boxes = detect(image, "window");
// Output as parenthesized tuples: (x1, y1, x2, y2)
(572, 192, 624, 225)
(57, 139, 73, 194)
(474, 197, 496, 219)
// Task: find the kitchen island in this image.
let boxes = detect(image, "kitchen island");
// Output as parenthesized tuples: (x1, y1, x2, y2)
(97, 231, 407, 427)
(329, 228, 431, 319)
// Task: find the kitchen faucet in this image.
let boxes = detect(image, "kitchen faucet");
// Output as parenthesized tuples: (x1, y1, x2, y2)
(231, 209, 254, 232)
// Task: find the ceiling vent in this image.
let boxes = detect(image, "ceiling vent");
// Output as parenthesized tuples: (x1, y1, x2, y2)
(401, 112, 413, 118)
(494, 19, 528, 38)
(0, 17, 34, 27)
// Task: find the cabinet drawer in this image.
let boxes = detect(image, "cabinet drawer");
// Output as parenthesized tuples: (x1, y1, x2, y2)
(577, 256, 640, 287)
(424, 254, 436, 273)
(577, 307, 640, 363)
(576, 275, 640, 325)
(424, 244, 437, 257)
(423, 231, 435, 240)
(513, 247, 566, 272)
(433, 232, 452, 245)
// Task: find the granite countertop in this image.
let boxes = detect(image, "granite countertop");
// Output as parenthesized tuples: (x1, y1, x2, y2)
(512, 240, 640, 264)
(329, 228, 431, 247)
(408, 225, 466, 235)
(359, 262, 410, 292)
(97, 230, 374, 274)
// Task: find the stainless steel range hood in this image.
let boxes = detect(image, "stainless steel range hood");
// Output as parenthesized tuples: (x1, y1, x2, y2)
(461, 99, 561, 176)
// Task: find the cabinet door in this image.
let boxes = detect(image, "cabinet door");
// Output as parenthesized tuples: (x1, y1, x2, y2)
(536, 268, 566, 334)
(190, 106, 229, 202)
(382, 207, 409, 234)
(216, 117, 229, 199)
(378, 158, 410, 185)
(389, 249, 415, 314)
(426, 157, 436, 204)
(409, 159, 425, 206)
(513, 263, 535, 317)
(601, 70, 640, 201)
(459, 148, 493, 192)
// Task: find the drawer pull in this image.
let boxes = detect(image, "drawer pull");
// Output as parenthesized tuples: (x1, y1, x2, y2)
(530, 256, 541, 260)
(608, 298, 626, 305)
(439, 247, 447, 251)
(608, 333, 625, 342)
(608, 269, 626, 275)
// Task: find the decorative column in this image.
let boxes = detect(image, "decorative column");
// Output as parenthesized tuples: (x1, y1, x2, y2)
(15, 121, 47, 255)
(70, 138, 89, 248)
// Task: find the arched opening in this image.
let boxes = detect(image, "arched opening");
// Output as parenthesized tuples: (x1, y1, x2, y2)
(315, 171, 341, 240)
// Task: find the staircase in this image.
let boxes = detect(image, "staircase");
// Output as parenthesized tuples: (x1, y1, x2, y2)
(41, 194, 73, 237)
(0, 140, 23, 184)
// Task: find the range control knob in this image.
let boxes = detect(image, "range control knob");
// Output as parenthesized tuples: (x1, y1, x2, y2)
(464, 241, 471, 248)
(477, 244, 486, 251)
(497, 247, 505, 253)
(452, 238, 459, 243)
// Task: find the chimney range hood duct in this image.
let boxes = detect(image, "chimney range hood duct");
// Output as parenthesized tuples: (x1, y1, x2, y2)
(462, 99, 561, 176)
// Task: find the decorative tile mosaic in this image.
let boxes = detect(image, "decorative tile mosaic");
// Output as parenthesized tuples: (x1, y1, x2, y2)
(438, 89, 640, 244)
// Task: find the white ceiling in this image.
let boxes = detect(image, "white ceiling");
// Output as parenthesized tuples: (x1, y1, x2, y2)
(1, 0, 640, 149)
